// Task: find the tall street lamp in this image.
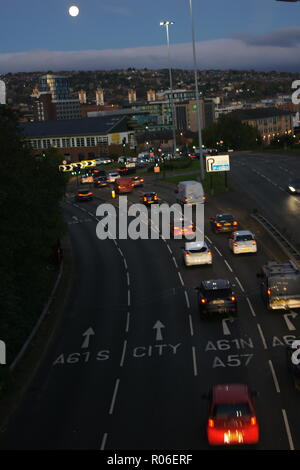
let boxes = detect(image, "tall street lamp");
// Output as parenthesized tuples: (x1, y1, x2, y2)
(160, 21, 177, 159)
(188, 0, 205, 181)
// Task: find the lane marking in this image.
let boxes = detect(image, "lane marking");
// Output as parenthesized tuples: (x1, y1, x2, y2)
(126, 272, 130, 286)
(123, 258, 128, 270)
(205, 235, 212, 244)
(282, 409, 295, 451)
(246, 297, 256, 317)
(120, 340, 127, 367)
(128, 289, 131, 306)
(257, 324, 268, 349)
(269, 360, 280, 393)
(192, 346, 198, 376)
(88, 211, 94, 217)
(100, 432, 108, 451)
(109, 378, 120, 415)
(167, 244, 173, 254)
(224, 259, 233, 272)
(189, 314, 194, 336)
(178, 272, 184, 286)
(125, 312, 130, 333)
(172, 256, 178, 268)
(214, 246, 223, 257)
(118, 248, 124, 257)
(185, 290, 191, 309)
(235, 276, 245, 293)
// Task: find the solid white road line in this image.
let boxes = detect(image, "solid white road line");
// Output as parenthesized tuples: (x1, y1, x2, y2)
(257, 324, 268, 350)
(268, 360, 280, 393)
(246, 297, 256, 317)
(100, 432, 108, 451)
(178, 272, 184, 286)
(189, 314, 194, 337)
(120, 340, 127, 367)
(224, 259, 233, 272)
(214, 246, 223, 257)
(109, 378, 120, 415)
(192, 347, 198, 376)
(282, 409, 295, 451)
(185, 290, 190, 309)
(172, 256, 178, 268)
(125, 312, 130, 333)
(235, 276, 245, 292)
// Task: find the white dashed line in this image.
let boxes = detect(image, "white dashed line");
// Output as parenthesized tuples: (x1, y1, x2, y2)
(167, 244, 173, 254)
(257, 324, 268, 350)
(282, 409, 295, 451)
(125, 312, 130, 333)
(100, 432, 108, 450)
(189, 314, 194, 337)
(205, 235, 212, 244)
(235, 276, 245, 293)
(120, 340, 127, 367)
(126, 272, 130, 286)
(128, 289, 131, 306)
(214, 246, 223, 257)
(224, 259, 233, 272)
(123, 258, 128, 270)
(118, 248, 124, 257)
(185, 290, 190, 309)
(88, 211, 94, 217)
(192, 347, 198, 376)
(246, 297, 256, 317)
(269, 360, 280, 393)
(178, 272, 184, 286)
(109, 378, 120, 415)
(172, 256, 178, 268)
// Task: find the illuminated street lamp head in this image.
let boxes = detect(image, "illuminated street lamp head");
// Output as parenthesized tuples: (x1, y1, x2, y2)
(160, 21, 175, 26)
(69, 5, 80, 17)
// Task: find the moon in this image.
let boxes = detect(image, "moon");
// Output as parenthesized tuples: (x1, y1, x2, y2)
(69, 5, 79, 17)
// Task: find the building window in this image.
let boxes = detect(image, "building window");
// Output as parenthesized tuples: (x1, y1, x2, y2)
(62, 138, 70, 148)
(76, 137, 85, 147)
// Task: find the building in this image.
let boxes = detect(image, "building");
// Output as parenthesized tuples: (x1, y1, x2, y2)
(96, 88, 104, 106)
(147, 89, 156, 102)
(32, 74, 81, 121)
(230, 107, 294, 143)
(78, 90, 87, 104)
(0, 80, 6, 105)
(128, 89, 137, 103)
(175, 99, 215, 132)
(21, 115, 136, 161)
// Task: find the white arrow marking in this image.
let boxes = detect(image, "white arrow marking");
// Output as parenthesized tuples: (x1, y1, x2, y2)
(284, 312, 298, 331)
(222, 317, 235, 336)
(153, 321, 165, 341)
(81, 327, 95, 348)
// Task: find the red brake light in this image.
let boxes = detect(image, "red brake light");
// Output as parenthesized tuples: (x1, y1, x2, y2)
(143, 197, 147, 201)
(140, 178, 144, 182)
(154, 195, 158, 200)
(233, 221, 238, 225)
(201, 298, 207, 304)
(216, 222, 222, 227)
(231, 296, 236, 302)
(207, 250, 212, 255)
(267, 289, 271, 295)
(233, 242, 238, 247)
(251, 417, 256, 426)
(208, 419, 214, 428)
(185, 252, 190, 257)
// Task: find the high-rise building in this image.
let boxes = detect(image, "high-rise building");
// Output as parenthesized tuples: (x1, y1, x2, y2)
(96, 88, 104, 106)
(128, 89, 137, 103)
(147, 89, 156, 102)
(0, 80, 6, 105)
(78, 90, 87, 104)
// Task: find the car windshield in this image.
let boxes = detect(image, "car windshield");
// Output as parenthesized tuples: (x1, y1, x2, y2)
(204, 288, 232, 299)
(189, 246, 207, 253)
(216, 215, 234, 222)
(213, 403, 251, 419)
(236, 234, 253, 242)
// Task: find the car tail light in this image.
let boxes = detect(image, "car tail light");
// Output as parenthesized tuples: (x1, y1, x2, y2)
(252, 241, 256, 245)
(141, 178, 144, 182)
(185, 252, 190, 257)
(203, 196, 206, 201)
(143, 197, 147, 201)
(233, 242, 238, 247)
(250, 417, 257, 426)
(188, 225, 193, 229)
(231, 296, 236, 302)
(233, 221, 238, 225)
(208, 419, 214, 428)
(201, 298, 207, 304)
(87, 192, 92, 196)
(207, 250, 212, 255)
(267, 288, 271, 295)
(216, 222, 222, 227)
(154, 195, 158, 200)
(174, 226, 180, 230)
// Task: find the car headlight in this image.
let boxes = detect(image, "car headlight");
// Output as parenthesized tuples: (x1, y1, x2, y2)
(289, 186, 296, 192)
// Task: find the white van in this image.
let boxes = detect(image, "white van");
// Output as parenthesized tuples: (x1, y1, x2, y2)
(176, 180, 205, 205)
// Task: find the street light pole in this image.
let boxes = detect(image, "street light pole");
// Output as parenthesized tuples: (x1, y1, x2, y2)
(160, 21, 177, 159)
(188, 0, 205, 181)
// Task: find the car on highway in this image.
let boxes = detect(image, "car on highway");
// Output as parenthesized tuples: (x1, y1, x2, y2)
(183, 241, 212, 266)
(75, 189, 93, 201)
(140, 192, 159, 206)
(95, 157, 112, 165)
(114, 177, 134, 194)
(205, 383, 259, 446)
(132, 175, 144, 187)
(228, 230, 257, 254)
(210, 214, 239, 233)
(286, 341, 300, 391)
(170, 216, 195, 238)
(107, 171, 120, 183)
(94, 176, 108, 187)
(287, 178, 300, 194)
(196, 279, 237, 318)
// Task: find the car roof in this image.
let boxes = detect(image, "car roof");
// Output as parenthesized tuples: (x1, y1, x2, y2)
(144, 192, 157, 196)
(185, 241, 207, 250)
(212, 384, 250, 403)
(216, 213, 234, 218)
(234, 230, 254, 237)
(201, 279, 230, 290)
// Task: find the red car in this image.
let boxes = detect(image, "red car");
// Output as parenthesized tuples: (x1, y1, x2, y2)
(206, 384, 259, 446)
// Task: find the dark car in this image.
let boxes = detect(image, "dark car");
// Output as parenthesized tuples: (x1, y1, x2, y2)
(286, 341, 300, 390)
(196, 279, 237, 317)
(205, 384, 259, 446)
(94, 176, 108, 187)
(287, 178, 300, 194)
(75, 189, 93, 201)
(132, 175, 144, 187)
(140, 192, 159, 206)
(210, 214, 238, 233)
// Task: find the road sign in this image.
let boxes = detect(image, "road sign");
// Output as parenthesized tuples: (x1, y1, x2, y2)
(154, 166, 160, 173)
(206, 154, 230, 172)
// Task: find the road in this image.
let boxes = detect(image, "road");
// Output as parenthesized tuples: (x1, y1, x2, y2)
(1, 156, 300, 450)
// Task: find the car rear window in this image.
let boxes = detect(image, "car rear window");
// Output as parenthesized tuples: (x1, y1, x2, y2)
(213, 403, 251, 418)
(236, 234, 253, 242)
(216, 215, 234, 222)
(204, 288, 232, 299)
(189, 246, 207, 253)
(269, 277, 300, 297)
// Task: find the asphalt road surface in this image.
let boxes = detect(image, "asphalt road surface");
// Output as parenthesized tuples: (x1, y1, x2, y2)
(1, 158, 300, 450)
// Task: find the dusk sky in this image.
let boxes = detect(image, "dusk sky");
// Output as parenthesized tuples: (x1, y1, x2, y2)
(1, 0, 300, 72)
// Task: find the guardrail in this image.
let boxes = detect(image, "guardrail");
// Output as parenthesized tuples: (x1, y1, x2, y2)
(251, 211, 300, 266)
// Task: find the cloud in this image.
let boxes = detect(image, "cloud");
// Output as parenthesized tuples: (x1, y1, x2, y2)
(1, 26, 300, 73)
